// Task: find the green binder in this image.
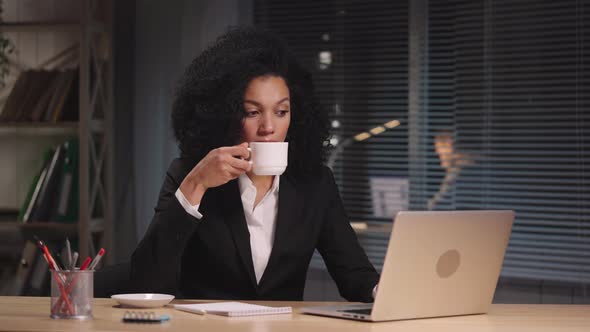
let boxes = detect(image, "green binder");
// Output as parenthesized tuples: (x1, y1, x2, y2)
(52, 138, 79, 223)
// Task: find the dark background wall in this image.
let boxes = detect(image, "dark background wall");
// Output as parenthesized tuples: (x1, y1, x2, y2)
(112, 0, 252, 262)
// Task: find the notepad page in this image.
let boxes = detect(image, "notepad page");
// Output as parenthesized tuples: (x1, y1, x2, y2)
(174, 302, 292, 317)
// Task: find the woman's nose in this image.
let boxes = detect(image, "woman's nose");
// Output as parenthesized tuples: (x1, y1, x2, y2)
(258, 114, 275, 135)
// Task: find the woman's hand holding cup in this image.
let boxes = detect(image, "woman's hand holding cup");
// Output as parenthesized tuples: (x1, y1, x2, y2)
(179, 142, 251, 205)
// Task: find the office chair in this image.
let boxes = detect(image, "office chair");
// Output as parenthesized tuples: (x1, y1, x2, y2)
(94, 261, 131, 298)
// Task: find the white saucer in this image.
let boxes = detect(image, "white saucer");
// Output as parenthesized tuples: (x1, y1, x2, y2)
(111, 293, 175, 308)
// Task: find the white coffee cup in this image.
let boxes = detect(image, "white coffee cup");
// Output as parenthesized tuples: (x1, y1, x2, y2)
(248, 142, 288, 175)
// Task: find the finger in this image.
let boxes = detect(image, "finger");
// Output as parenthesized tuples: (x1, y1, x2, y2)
(224, 164, 247, 179)
(239, 142, 251, 160)
(226, 155, 252, 171)
(220, 145, 250, 159)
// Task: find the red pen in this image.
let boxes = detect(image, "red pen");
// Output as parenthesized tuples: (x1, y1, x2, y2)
(80, 257, 92, 271)
(41, 245, 59, 271)
(89, 248, 106, 270)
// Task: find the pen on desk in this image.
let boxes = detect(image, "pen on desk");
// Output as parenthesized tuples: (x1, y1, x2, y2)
(89, 248, 105, 270)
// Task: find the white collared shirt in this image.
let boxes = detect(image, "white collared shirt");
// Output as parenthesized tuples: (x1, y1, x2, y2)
(175, 175, 280, 284)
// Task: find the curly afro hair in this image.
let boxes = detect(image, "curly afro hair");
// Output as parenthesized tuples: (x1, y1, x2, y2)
(171, 26, 330, 179)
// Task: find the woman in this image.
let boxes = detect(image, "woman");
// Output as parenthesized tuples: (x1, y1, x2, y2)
(130, 26, 379, 302)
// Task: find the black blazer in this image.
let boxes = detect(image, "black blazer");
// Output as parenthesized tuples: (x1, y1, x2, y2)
(130, 158, 379, 302)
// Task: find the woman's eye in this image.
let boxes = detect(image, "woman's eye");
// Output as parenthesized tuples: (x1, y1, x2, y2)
(277, 110, 290, 117)
(246, 110, 259, 117)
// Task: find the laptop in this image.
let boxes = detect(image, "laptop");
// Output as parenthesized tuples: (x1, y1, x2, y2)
(301, 210, 514, 322)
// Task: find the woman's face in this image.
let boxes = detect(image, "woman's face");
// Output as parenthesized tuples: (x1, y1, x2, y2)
(241, 75, 291, 143)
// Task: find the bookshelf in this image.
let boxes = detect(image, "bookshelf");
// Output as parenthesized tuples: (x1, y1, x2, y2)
(0, 122, 78, 135)
(0, 22, 80, 33)
(0, 0, 113, 270)
(0, 220, 103, 242)
(0, 121, 104, 135)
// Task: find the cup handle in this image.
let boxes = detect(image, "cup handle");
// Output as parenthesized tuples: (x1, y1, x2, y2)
(239, 147, 252, 163)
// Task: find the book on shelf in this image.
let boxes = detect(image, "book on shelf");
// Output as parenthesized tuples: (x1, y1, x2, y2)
(29, 143, 65, 222)
(0, 68, 79, 124)
(19, 138, 79, 224)
(30, 71, 62, 122)
(20, 148, 55, 223)
(0, 70, 32, 122)
(46, 69, 78, 123)
(59, 70, 79, 122)
(51, 138, 79, 223)
(42, 71, 71, 123)
(13, 71, 55, 122)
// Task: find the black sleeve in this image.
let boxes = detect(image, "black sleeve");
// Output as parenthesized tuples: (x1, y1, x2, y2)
(316, 167, 380, 303)
(129, 159, 200, 295)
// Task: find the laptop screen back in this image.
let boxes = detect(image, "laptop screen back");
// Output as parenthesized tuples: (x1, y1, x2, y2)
(371, 210, 514, 321)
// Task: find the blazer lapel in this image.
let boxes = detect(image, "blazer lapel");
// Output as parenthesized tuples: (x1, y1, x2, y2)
(258, 175, 303, 287)
(219, 181, 258, 288)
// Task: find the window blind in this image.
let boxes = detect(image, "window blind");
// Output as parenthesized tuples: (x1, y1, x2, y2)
(255, 0, 589, 284)
(255, 0, 408, 270)
(418, 0, 590, 283)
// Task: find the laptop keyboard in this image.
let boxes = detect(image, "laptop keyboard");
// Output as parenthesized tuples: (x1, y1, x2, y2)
(339, 308, 373, 315)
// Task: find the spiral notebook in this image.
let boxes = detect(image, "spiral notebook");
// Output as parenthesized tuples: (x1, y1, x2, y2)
(174, 302, 292, 317)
